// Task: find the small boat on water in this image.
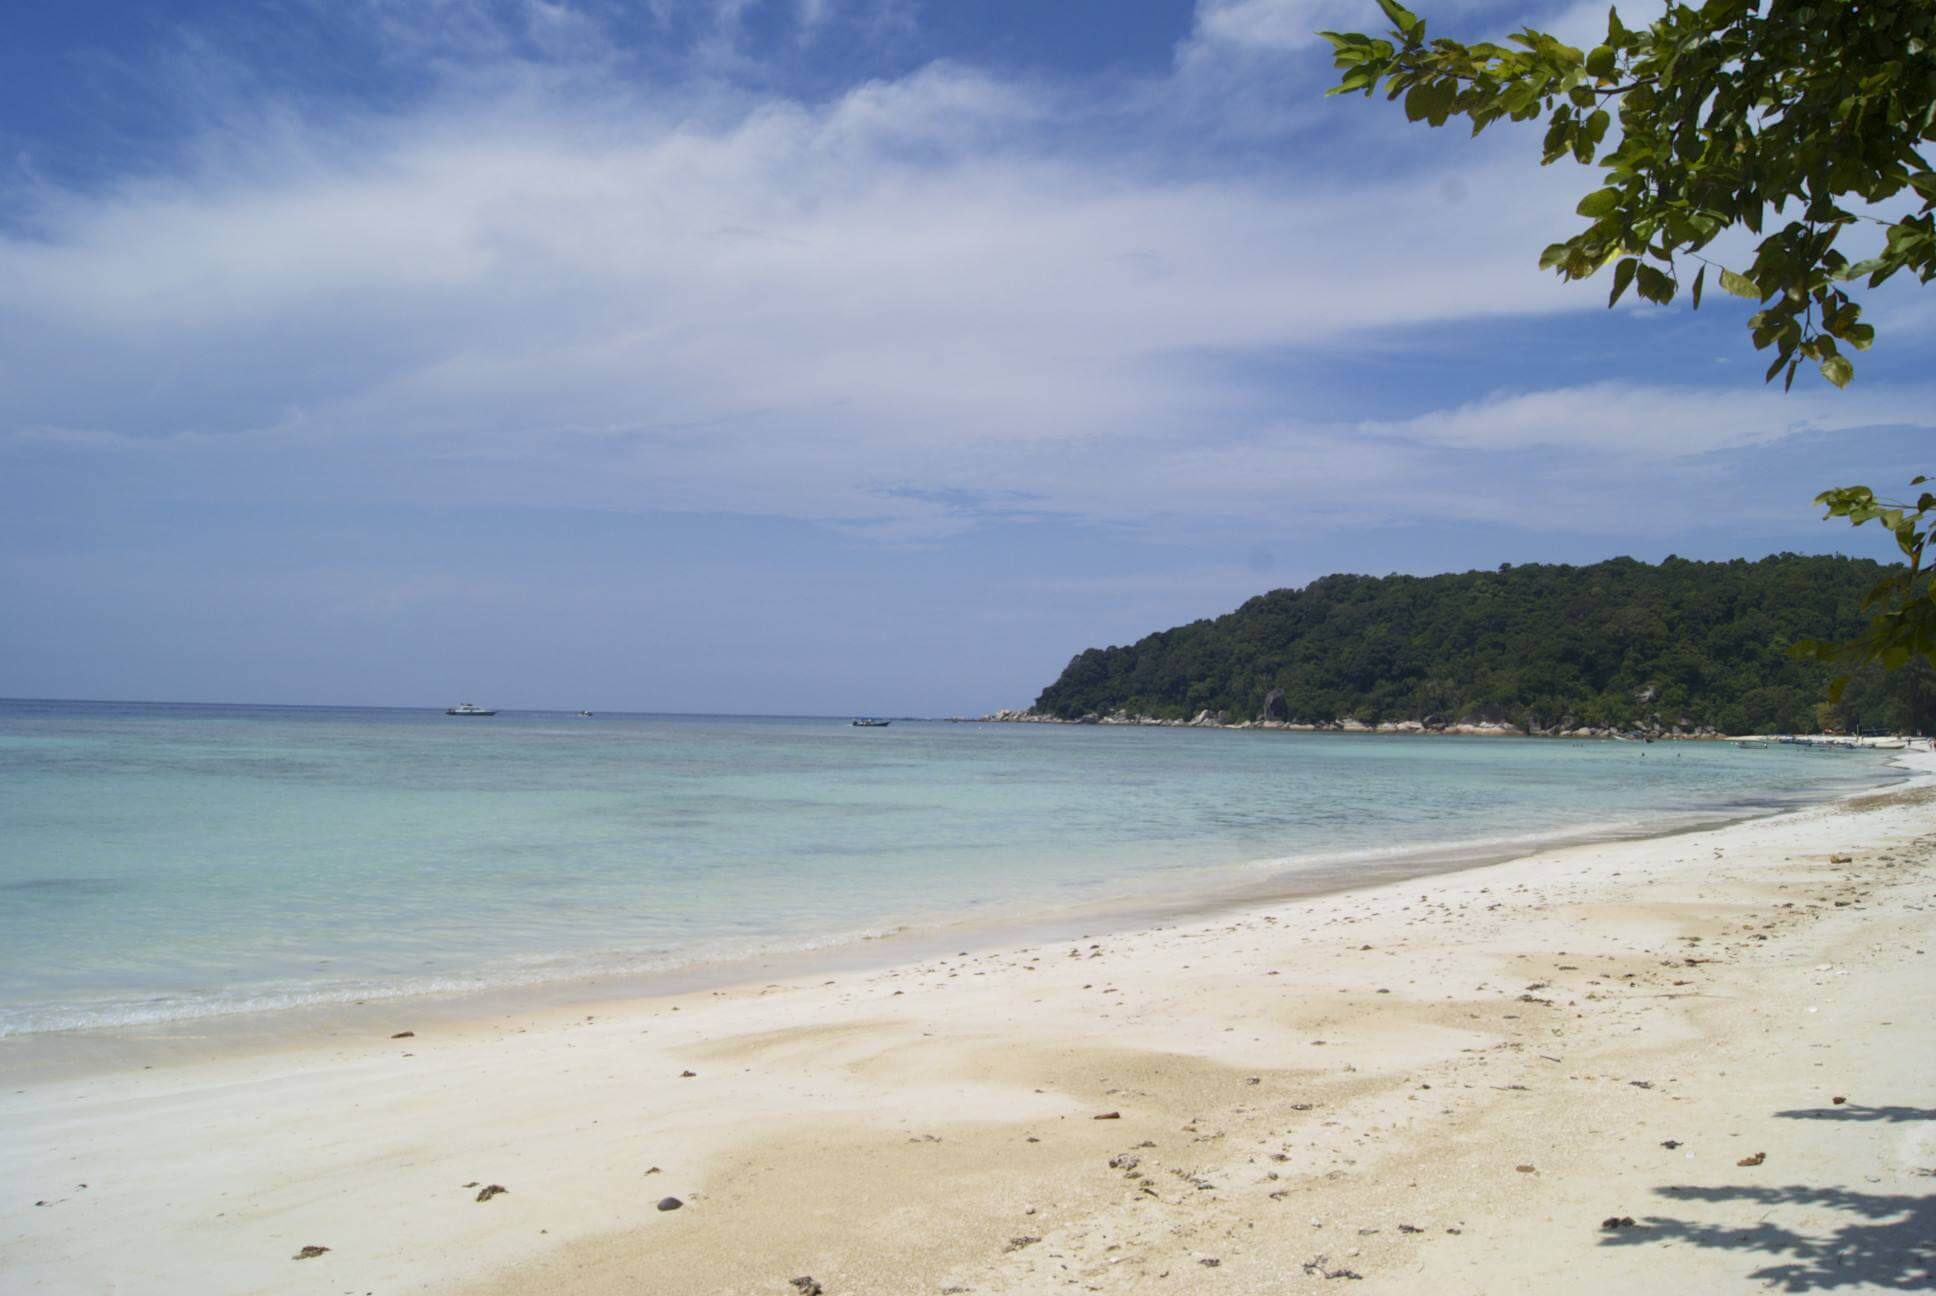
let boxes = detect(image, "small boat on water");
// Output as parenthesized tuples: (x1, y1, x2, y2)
(578, 710, 594, 717)
(445, 702, 497, 716)
(851, 718, 891, 727)
(1735, 739, 1770, 749)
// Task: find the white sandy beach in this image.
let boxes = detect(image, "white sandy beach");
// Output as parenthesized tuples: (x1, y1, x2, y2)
(4, 752, 1934, 1294)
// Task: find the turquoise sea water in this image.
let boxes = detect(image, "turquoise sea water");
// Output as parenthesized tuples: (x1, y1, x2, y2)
(0, 699, 1900, 1037)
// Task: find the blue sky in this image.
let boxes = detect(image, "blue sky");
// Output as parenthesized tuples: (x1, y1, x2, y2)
(2, 0, 1931, 714)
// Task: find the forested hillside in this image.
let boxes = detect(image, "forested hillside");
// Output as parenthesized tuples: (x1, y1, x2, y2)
(1030, 555, 1934, 735)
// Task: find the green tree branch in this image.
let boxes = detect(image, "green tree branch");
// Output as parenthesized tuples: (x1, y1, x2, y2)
(1321, 0, 1936, 685)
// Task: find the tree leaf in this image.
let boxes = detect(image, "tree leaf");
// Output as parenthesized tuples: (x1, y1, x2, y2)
(1718, 268, 1760, 299)
(1375, 0, 1421, 37)
(1821, 354, 1854, 388)
(1608, 256, 1638, 306)
(1576, 187, 1622, 218)
(1635, 263, 1673, 303)
(1691, 263, 1705, 310)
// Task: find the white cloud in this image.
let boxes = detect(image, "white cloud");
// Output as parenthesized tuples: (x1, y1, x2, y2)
(1356, 381, 1936, 456)
(0, 57, 1578, 512)
(1535, 0, 1668, 49)
(1182, 0, 1522, 59)
(1189, 0, 1364, 53)
(0, 1, 1926, 553)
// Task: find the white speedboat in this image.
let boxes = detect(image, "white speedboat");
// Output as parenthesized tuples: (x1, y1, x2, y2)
(445, 702, 497, 716)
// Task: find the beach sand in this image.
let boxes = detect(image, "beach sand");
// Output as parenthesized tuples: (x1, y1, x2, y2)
(5, 752, 1934, 1294)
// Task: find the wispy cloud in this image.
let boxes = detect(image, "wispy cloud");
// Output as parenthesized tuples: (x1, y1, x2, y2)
(1354, 381, 1935, 456)
(1, 0, 1927, 550)
(0, 47, 1603, 541)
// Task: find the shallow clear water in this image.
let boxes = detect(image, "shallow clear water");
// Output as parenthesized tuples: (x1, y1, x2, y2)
(0, 699, 1898, 1036)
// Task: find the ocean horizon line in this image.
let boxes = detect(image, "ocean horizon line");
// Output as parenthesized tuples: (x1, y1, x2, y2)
(0, 696, 960, 723)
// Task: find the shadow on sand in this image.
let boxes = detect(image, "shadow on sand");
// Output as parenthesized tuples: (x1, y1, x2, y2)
(1599, 1182, 1936, 1291)
(1772, 1105, 1936, 1124)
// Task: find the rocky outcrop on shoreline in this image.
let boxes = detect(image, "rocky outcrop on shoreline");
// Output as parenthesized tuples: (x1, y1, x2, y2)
(978, 707, 1724, 739)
